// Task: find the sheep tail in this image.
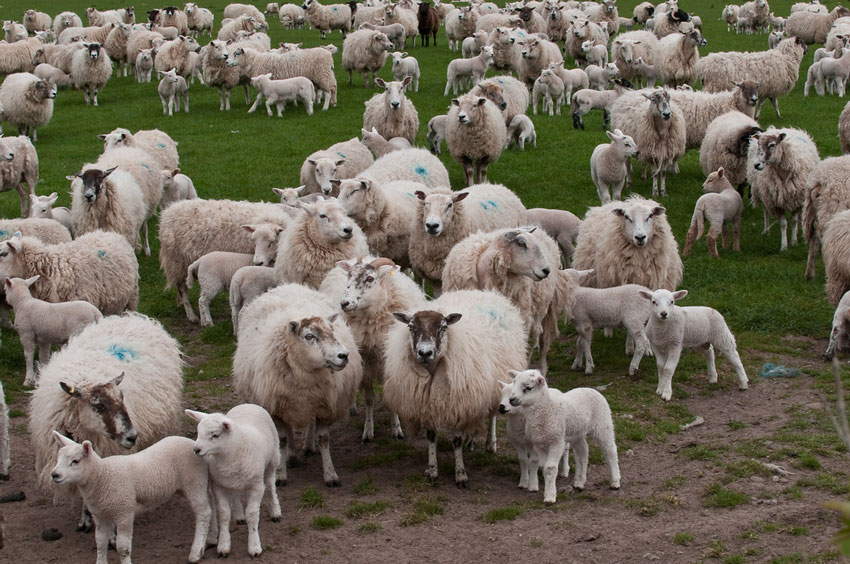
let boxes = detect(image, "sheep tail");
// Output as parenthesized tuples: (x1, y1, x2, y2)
(186, 257, 200, 289)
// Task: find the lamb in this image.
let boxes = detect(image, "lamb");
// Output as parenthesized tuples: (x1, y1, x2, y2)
(28, 193, 73, 232)
(803, 156, 850, 280)
(668, 80, 760, 150)
(0, 134, 38, 218)
(363, 77, 420, 145)
(160, 169, 198, 210)
(185, 3, 215, 37)
(445, 45, 494, 95)
(50, 433, 213, 563)
(98, 127, 179, 173)
(233, 283, 362, 486)
(185, 405, 281, 558)
(526, 208, 581, 262)
(769, 29, 786, 49)
(824, 210, 850, 305)
(570, 78, 633, 130)
(248, 73, 314, 117)
(545, 63, 589, 104)
(499, 369, 620, 502)
(302, 0, 352, 37)
(590, 128, 640, 203)
(747, 126, 820, 251)
(787, 6, 850, 44)
(360, 127, 412, 158)
(640, 288, 749, 401)
(697, 36, 808, 119)
(770, 12, 786, 31)
(342, 29, 394, 87)
(446, 94, 507, 186)
(682, 168, 744, 257)
(655, 28, 706, 87)
(384, 4, 419, 47)
(384, 289, 526, 486)
(532, 68, 565, 116)
(573, 195, 683, 291)
(470, 75, 530, 126)
(581, 39, 608, 67)
(462, 30, 488, 58)
(3, 20, 28, 43)
(627, 57, 658, 88)
(0, 72, 56, 142)
(585, 62, 620, 90)
(408, 184, 526, 285)
(229, 266, 276, 333)
(70, 42, 112, 107)
(390, 51, 420, 92)
(5, 275, 102, 387)
(609, 89, 686, 197)
(187, 251, 255, 327)
(814, 48, 850, 96)
(33, 63, 72, 88)
(841, 100, 850, 153)
(699, 110, 762, 190)
(825, 290, 850, 359)
(157, 68, 190, 115)
(300, 138, 375, 196)
(519, 37, 564, 88)
(427, 114, 447, 155)
(506, 114, 537, 150)
(567, 18, 608, 66)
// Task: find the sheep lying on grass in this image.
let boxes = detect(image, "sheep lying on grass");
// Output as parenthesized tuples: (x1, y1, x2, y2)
(682, 167, 744, 257)
(27, 194, 71, 232)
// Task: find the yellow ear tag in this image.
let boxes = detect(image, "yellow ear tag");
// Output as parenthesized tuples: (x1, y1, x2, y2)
(389, 269, 394, 276)
(69, 386, 75, 395)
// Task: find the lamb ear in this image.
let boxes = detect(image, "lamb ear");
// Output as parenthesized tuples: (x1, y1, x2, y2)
(272, 187, 285, 197)
(451, 98, 460, 106)
(184, 409, 207, 422)
(103, 166, 118, 177)
(612, 207, 626, 217)
(82, 441, 93, 456)
(507, 369, 520, 380)
(535, 374, 546, 387)
(402, 75, 412, 87)
(24, 275, 39, 287)
(638, 290, 654, 300)
(337, 260, 352, 272)
(295, 185, 305, 195)
(53, 430, 76, 447)
(499, 380, 510, 391)
(717, 167, 725, 177)
(242, 224, 256, 233)
(96, 134, 107, 140)
(445, 313, 462, 325)
(672, 289, 688, 301)
(66, 173, 81, 181)
(605, 130, 616, 141)
(477, 97, 487, 106)
(392, 312, 411, 324)
(375, 77, 387, 88)
(60, 381, 83, 398)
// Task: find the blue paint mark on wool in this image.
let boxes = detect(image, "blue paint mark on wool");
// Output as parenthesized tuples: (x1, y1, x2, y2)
(476, 306, 507, 328)
(336, 151, 346, 158)
(141, 163, 150, 170)
(332, 6, 338, 11)
(97, 249, 107, 259)
(0, 230, 7, 239)
(108, 344, 137, 362)
(414, 166, 428, 178)
(156, 143, 166, 149)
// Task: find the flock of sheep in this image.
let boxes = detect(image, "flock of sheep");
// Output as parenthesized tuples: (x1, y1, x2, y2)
(0, 0, 850, 559)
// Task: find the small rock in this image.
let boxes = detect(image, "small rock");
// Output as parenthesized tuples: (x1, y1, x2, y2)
(559, 485, 574, 494)
(620, 414, 634, 420)
(643, 552, 661, 560)
(626, 449, 635, 457)
(41, 528, 63, 542)
(750, 476, 765, 483)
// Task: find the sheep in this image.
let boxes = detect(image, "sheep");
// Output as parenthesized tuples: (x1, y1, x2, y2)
(446, 94, 507, 186)
(300, 138, 375, 197)
(321, 257, 427, 442)
(50, 433, 213, 564)
(5, 275, 102, 387)
(698, 36, 807, 119)
(634, 2, 655, 24)
(233, 283, 362, 486)
(585, 62, 620, 90)
(722, 4, 740, 31)
(699, 111, 762, 190)
(445, 6, 479, 51)
(70, 42, 112, 107)
(570, 78, 633, 130)
(655, 28, 706, 87)
(229, 265, 276, 332)
(86, 7, 134, 27)
(769, 29, 786, 49)
(445, 45, 494, 95)
(803, 156, 850, 280)
(58, 23, 113, 46)
(0, 217, 71, 245)
(360, 127, 412, 158)
(28, 193, 73, 232)
(485, 26, 523, 75)
(0, 37, 45, 76)
(787, 6, 850, 45)
(23, 10, 51, 34)
(302, 0, 352, 38)
(532, 68, 565, 116)
(581, 39, 608, 67)
(462, 30, 488, 58)
(0, 134, 38, 217)
(526, 208, 581, 262)
(358, 21, 407, 51)
(470, 75, 530, 126)
(499, 369, 620, 502)
(53, 12, 83, 36)
(3, 20, 28, 43)
(186, 251, 256, 327)
(682, 168, 744, 258)
(158, 6, 190, 35)
(739, 0, 770, 33)
(199, 40, 244, 111)
(248, 73, 314, 117)
(590, 128, 640, 204)
(668, 80, 760, 150)
(390, 51, 420, 92)
(506, 114, 537, 150)
(625, 57, 657, 88)
(384, 4, 419, 47)
(358, 147, 451, 191)
(814, 48, 850, 96)
(408, 184, 526, 285)
(185, 3, 215, 37)
(103, 23, 132, 77)
(33, 63, 72, 88)
(418, 1, 440, 46)
(98, 127, 179, 173)
(841, 101, 850, 154)
(0, 72, 56, 142)
(610, 89, 686, 197)
(543, 63, 589, 104)
(520, 37, 564, 88)
(747, 126, 820, 252)
(611, 31, 658, 83)
(652, 8, 692, 38)
(224, 3, 268, 22)
(185, 405, 281, 558)
(154, 35, 202, 78)
(217, 15, 261, 42)
(427, 114, 447, 155)
(825, 290, 850, 359)
(342, 29, 394, 88)
(573, 195, 683, 291)
(157, 68, 189, 116)
(134, 48, 154, 83)
(640, 289, 748, 401)
(824, 210, 850, 305)
(363, 77, 420, 145)
(567, 18, 609, 66)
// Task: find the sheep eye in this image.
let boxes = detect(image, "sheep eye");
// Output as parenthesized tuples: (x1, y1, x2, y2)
(92, 403, 106, 413)
(319, 214, 328, 220)
(304, 333, 316, 342)
(365, 276, 374, 283)
(523, 385, 533, 393)
(517, 239, 527, 248)
(211, 433, 220, 439)
(447, 202, 453, 209)
(71, 459, 80, 466)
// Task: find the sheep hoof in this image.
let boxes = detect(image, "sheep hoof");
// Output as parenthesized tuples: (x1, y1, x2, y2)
(236, 519, 246, 525)
(275, 478, 287, 487)
(76, 521, 93, 533)
(573, 486, 584, 492)
(348, 405, 358, 416)
(271, 516, 281, 523)
(456, 479, 469, 489)
(217, 550, 230, 558)
(361, 436, 372, 444)
(302, 448, 316, 458)
(610, 485, 621, 491)
(325, 478, 341, 487)
(0, 473, 8, 482)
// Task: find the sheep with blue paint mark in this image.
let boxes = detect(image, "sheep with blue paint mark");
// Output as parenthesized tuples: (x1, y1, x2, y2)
(357, 147, 450, 189)
(97, 127, 179, 173)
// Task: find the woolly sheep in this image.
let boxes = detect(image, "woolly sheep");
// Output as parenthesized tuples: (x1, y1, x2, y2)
(813, 48, 850, 96)
(0, 134, 38, 217)
(98, 127, 179, 173)
(199, 40, 243, 110)
(187, 251, 255, 327)
(747, 126, 820, 251)
(384, 4, 419, 47)
(840, 101, 850, 153)
(363, 77, 420, 145)
(567, 18, 608, 66)
(584, 62, 620, 90)
(31, 42, 84, 76)
(545, 63, 589, 105)
(739, 0, 770, 33)
(611, 31, 658, 83)
(160, 169, 198, 210)
(358, 21, 407, 52)
(699, 110, 762, 189)
(825, 290, 850, 359)
(470, 75, 530, 126)
(581, 39, 608, 67)
(70, 42, 112, 106)
(682, 168, 744, 257)
(248, 73, 314, 117)
(570, 78, 633, 130)
(0, 72, 56, 142)
(486, 26, 523, 75)
(573, 195, 683, 290)
(427, 114, 447, 155)
(103, 23, 132, 77)
(0, 37, 43, 75)
(158, 6, 190, 35)
(302, 0, 352, 38)
(6, 275, 102, 387)
(186, 3, 215, 37)
(824, 210, 850, 305)
(186, 405, 281, 558)
(53, 12, 83, 36)
(532, 68, 565, 116)
(229, 265, 276, 333)
(408, 184, 526, 284)
(506, 114, 537, 150)
(384, 289, 527, 486)
(526, 208, 581, 261)
(651, 8, 692, 38)
(300, 137, 375, 196)
(343, 29, 394, 87)
(33, 63, 72, 88)
(358, 147, 450, 191)
(445, 46, 494, 95)
(154, 35, 202, 79)
(640, 289, 749, 401)
(669, 80, 759, 151)
(86, 7, 134, 27)
(233, 283, 362, 485)
(787, 6, 850, 45)
(500, 369, 620, 502)
(23, 10, 51, 34)
(418, 1, 440, 46)
(722, 4, 740, 31)
(446, 94, 507, 186)
(804, 156, 850, 281)
(462, 30, 489, 58)
(445, 6, 479, 51)
(28, 192, 73, 232)
(224, 3, 268, 22)
(390, 51, 420, 92)
(520, 37, 564, 88)
(590, 128, 639, 203)
(360, 127, 412, 158)
(655, 28, 705, 87)
(217, 15, 262, 42)
(50, 433, 213, 563)
(157, 68, 190, 116)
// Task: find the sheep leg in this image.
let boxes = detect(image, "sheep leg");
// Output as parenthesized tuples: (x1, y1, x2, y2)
(658, 346, 681, 401)
(390, 411, 404, 439)
(706, 226, 720, 258)
(541, 441, 566, 503)
(198, 280, 223, 328)
(213, 486, 233, 557)
(697, 343, 718, 383)
(425, 429, 439, 482)
(754, 97, 766, 119)
(570, 436, 589, 491)
(461, 158, 474, 187)
(612, 179, 625, 201)
(720, 224, 730, 249)
(790, 210, 800, 246)
(184, 92, 190, 112)
(560, 443, 571, 479)
(361, 381, 375, 443)
(243, 485, 265, 557)
(536, 313, 557, 376)
(485, 416, 498, 453)
(453, 433, 469, 488)
(627, 329, 649, 376)
(186, 489, 213, 563)
(262, 461, 283, 524)
(316, 420, 340, 487)
(114, 517, 133, 564)
(77, 502, 93, 532)
(769, 97, 781, 119)
(599, 433, 621, 489)
(516, 445, 531, 489)
(93, 515, 112, 564)
(779, 214, 789, 251)
(478, 161, 489, 184)
(276, 418, 295, 484)
(602, 110, 610, 129)
(178, 282, 200, 323)
(93, 90, 99, 108)
(762, 207, 771, 234)
(683, 221, 698, 257)
(140, 220, 151, 257)
(624, 158, 632, 189)
(719, 343, 749, 390)
(302, 419, 318, 456)
(243, 84, 250, 105)
(806, 236, 820, 280)
(733, 216, 742, 252)
(248, 91, 263, 113)
(22, 336, 37, 387)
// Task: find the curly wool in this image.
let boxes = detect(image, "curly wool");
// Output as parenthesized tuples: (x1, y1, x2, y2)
(824, 210, 850, 305)
(0, 218, 70, 244)
(803, 156, 850, 280)
(101, 128, 179, 173)
(70, 170, 147, 250)
(343, 30, 392, 80)
(610, 92, 686, 178)
(699, 111, 762, 187)
(0, 73, 54, 136)
(360, 148, 450, 187)
(697, 37, 806, 98)
(655, 32, 701, 86)
(747, 127, 819, 216)
(787, 6, 850, 44)
(362, 87, 419, 145)
(670, 86, 757, 149)
(94, 146, 163, 219)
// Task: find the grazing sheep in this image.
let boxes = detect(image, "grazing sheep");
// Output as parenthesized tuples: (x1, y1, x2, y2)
(0, 134, 38, 217)
(506, 114, 537, 150)
(390, 51, 420, 92)
(445, 46, 493, 95)
(70, 42, 112, 106)
(342, 29, 394, 87)
(824, 210, 850, 305)
(384, 289, 527, 486)
(300, 137, 375, 197)
(570, 78, 633, 130)
(229, 265, 276, 333)
(0, 72, 56, 142)
(610, 89, 686, 197)
(682, 168, 744, 257)
(5, 275, 102, 387)
(363, 77, 420, 145)
(640, 289, 748, 401)
(787, 6, 850, 45)
(668, 80, 759, 150)
(803, 156, 850, 280)
(360, 127, 412, 158)
(520, 37, 564, 88)
(590, 128, 639, 203)
(186, 3, 215, 37)
(427, 114, 447, 155)
(302, 0, 352, 38)
(526, 208, 581, 262)
(825, 290, 850, 359)
(185, 405, 281, 558)
(747, 126, 820, 251)
(187, 251, 255, 327)
(50, 433, 213, 564)
(697, 36, 808, 119)
(573, 195, 683, 291)
(248, 73, 314, 117)
(470, 75, 530, 126)
(233, 283, 362, 486)
(157, 68, 189, 116)
(655, 28, 705, 87)
(28, 192, 73, 232)
(500, 369, 620, 502)
(446, 94, 507, 186)
(699, 110, 762, 189)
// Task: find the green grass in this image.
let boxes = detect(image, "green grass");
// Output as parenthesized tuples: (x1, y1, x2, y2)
(703, 483, 751, 508)
(673, 532, 693, 545)
(345, 500, 391, 519)
(481, 505, 525, 523)
(399, 494, 445, 527)
(299, 486, 325, 509)
(352, 476, 378, 495)
(311, 516, 344, 530)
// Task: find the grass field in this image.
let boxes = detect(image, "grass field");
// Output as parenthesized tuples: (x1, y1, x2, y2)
(2, 0, 850, 561)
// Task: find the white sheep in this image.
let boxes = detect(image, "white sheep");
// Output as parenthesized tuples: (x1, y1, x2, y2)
(506, 114, 537, 150)
(199, 40, 243, 111)
(570, 78, 633, 130)
(499, 369, 620, 503)
(98, 127, 179, 173)
(427, 114, 447, 155)
(363, 77, 420, 145)
(841, 100, 850, 154)
(683, 168, 744, 257)
(470, 75, 530, 126)
(229, 265, 276, 333)
(825, 290, 850, 359)
(722, 4, 740, 31)
(445, 6, 479, 51)
(573, 195, 683, 291)
(360, 127, 412, 158)
(0, 134, 38, 217)
(33, 64, 72, 88)
(300, 138, 375, 197)
(23, 10, 52, 34)
(70, 42, 112, 106)
(533, 68, 565, 116)
(2, 20, 28, 43)
(520, 37, 564, 88)
(187, 252, 255, 327)
(160, 169, 198, 210)
(822, 211, 850, 306)
(157, 68, 189, 116)
(544, 63, 589, 106)
(769, 29, 786, 49)
(581, 39, 608, 67)
(804, 156, 850, 280)
(445, 45, 494, 95)
(585, 62, 620, 90)
(28, 192, 73, 232)
(224, 3, 268, 22)
(590, 128, 639, 203)
(248, 73, 315, 117)
(233, 283, 362, 486)
(384, 4, 419, 46)
(154, 35, 201, 79)
(383, 289, 527, 486)
(747, 126, 820, 251)
(359, 147, 451, 188)
(627, 57, 658, 88)
(699, 110, 762, 189)
(5, 275, 102, 387)
(0, 37, 44, 75)
(787, 5, 850, 44)
(461, 29, 489, 58)
(50, 433, 214, 563)
(815, 48, 850, 96)
(29, 313, 182, 530)
(390, 51, 420, 92)
(302, 0, 352, 38)
(342, 29, 394, 87)
(668, 80, 760, 150)
(611, 31, 658, 84)
(0, 230, 138, 315)
(186, 405, 281, 558)
(739, 0, 770, 32)
(526, 208, 581, 262)
(53, 12, 83, 36)
(446, 93, 507, 186)
(640, 289, 749, 401)
(0, 72, 56, 142)
(186, 3, 215, 37)
(655, 28, 705, 87)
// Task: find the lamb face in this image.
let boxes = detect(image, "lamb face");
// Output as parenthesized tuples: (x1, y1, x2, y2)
(392, 309, 461, 368)
(611, 201, 666, 247)
(187, 411, 230, 457)
(339, 258, 396, 312)
(50, 434, 91, 485)
(0, 235, 25, 280)
(243, 223, 284, 266)
(59, 373, 139, 449)
(29, 193, 59, 218)
(639, 288, 688, 320)
(504, 368, 546, 409)
(751, 131, 786, 170)
(211, 40, 229, 60)
(288, 314, 350, 371)
(417, 190, 469, 236)
(97, 128, 130, 151)
(502, 228, 551, 281)
(302, 199, 355, 242)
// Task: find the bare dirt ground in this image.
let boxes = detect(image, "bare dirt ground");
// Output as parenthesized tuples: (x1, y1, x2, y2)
(1, 334, 845, 564)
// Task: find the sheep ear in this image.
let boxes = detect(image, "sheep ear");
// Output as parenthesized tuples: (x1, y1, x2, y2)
(612, 208, 626, 217)
(48, 192, 59, 203)
(453, 192, 470, 203)
(392, 312, 411, 324)
(777, 132, 787, 143)
(402, 75, 412, 87)
(82, 441, 93, 456)
(672, 289, 688, 301)
(103, 166, 118, 178)
(337, 260, 352, 272)
(334, 158, 346, 166)
(184, 409, 207, 422)
(25, 275, 39, 287)
(289, 320, 300, 334)
(375, 77, 387, 88)
(242, 224, 256, 233)
(503, 229, 520, 243)
(638, 290, 653, 301)
(641, 91, 652, 100)
(295, 185, 305, 195)
(299, 201, 316, 215)
(329, 179, 342, 188)
(66, 173, 81, 181)
(415, 190, 427, 201)
(451, 98, 460, 106)
(96, 134, 107, 140)
(6, 232, 23, 252)
(445, 313, 462, 325)
(60, 381, 83, 398)
(272, 187, 285, 197)
(651, 206, 666, 217)
(327, 312, 339, 324)
(112, 372, 125, 387)
(507, 369, 520, 380)
(477, 97, 487, 106)
(605, 130, 616, 141)
(535, 374, 546, 387)
(717, 167, 725, 177)
(53, 430, 76, 447)
(499, 380, 510, 391)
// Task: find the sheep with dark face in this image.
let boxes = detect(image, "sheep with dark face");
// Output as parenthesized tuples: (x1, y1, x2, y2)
(70, 42, 112, 106)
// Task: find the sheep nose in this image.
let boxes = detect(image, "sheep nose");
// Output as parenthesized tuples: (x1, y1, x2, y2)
(498, 404, 508, 414)
(499, 102, 507, 110)
(340, 300, 350, 310)
(542, 267, 551, 277)
(337, 352, 348, 361)
(253, 260, 264, 266)
(391, 101, 400, 108)
(634, 234, 646, 244)
(417, 349, 434, 361)
(425, 222, 440, 233)
(85, 193, 95, 202)
(342, 226, 352, 235)
(125, 430, 138, 445)
(509, 398, 520, 406)
(50, 472, 60, 480)
(660, 312, 668, 319)
(193, 446, 202, 455)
